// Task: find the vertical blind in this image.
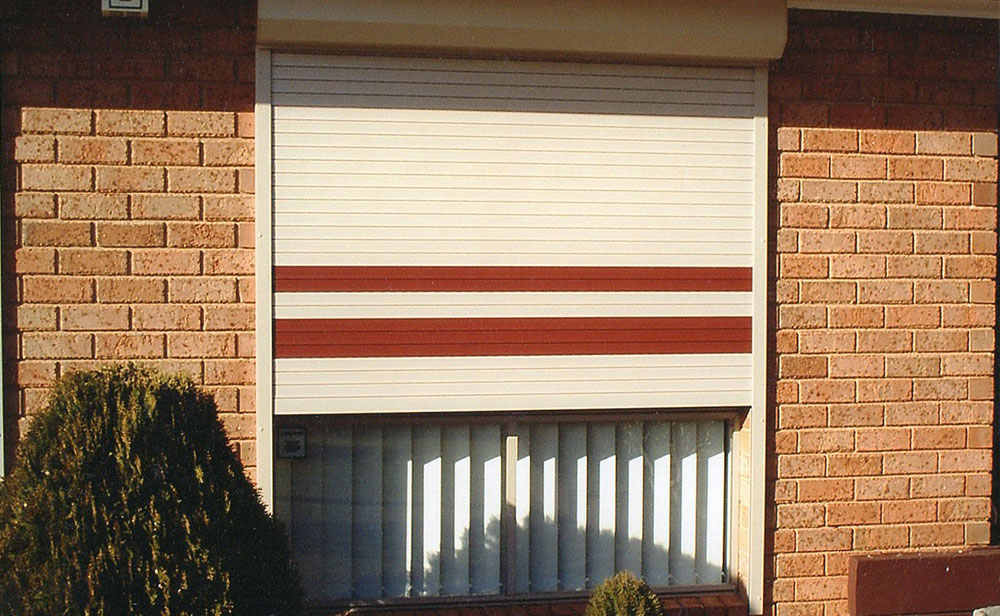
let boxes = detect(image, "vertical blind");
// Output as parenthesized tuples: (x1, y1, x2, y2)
(276, 418, 729, 602)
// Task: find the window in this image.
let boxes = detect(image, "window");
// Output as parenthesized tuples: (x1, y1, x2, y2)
(258, 50, 767, 611)
(275, 414, 733, 604)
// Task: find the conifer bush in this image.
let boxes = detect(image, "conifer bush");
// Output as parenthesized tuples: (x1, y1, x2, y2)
(585, 571, 664, 616)
(0, 364, 302, 615)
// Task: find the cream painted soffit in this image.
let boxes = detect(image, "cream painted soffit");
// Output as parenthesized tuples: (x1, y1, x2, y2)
(257, 0, 788, 63)
(788, 0, 999, 19)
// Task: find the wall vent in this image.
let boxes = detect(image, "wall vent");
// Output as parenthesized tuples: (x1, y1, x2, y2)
(101, 0, 148, 18)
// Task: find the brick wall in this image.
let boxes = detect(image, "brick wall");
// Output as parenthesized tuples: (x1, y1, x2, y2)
(0, 1, 257, 477)
(770, 11, 998, 616)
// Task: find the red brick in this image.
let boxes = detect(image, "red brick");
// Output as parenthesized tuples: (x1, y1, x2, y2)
(95, 110, 164, 136)
(855, 476, 909, 500)
(858, 181, 914, 203)
(911, 523, 965, 547)
(944, 255, 995, 278)
(96, 277, 167, 303)
(780, 255, 829, 278)
(15, 192, 57, 218)
(972, 132, 998, 157)
(21, 107, 92, 134)
(915, 182, 971, 205)
(883, 452, 937, 476)
(169, 278, 238, 303)
(828, 306, 884, 329)
(133, 305, 202, 330)
(203, 138, 253, 166)
(828, 403, 883, 427)
(887, 205, 942, 229)
(15, 361, 57, 387)
(21, 332, 92, 359)
(95, 166, 165, 192)
(167, 223, 236, 248)
(131, 249, 201, 275)
(916, 132, 971, 155)
(800, 380, 855, 403)
(914, 280, 968, 303)
(781, 203, 829, 227)
(943, 206, 995, 230)
(132, 195, 201, 220)
(21, 164, 92, 191)
(203, 195, 253, 221)
(830, 254, 885, 278)
(827, 502, 880, 526)
(94, 333, 165, 359)
(166, 111, 235, 137)
(795, 528, 852, 552)
(799, 281, 856, 303)
(15, 305, 58, 331)
(801, 180, 857, 203)
(58, 136, 128, 164)
(14, 134, 55, 162)
(779, 406, 828, 429)
(781, 153, 830, 178)
(59, 248, 128, 274)
(167, 168, 237, 193)
(61, 305, 129, 331)
(857, 230, 912, 254)
(945, 158, 998, 182)
(859, 130, 915, 154)
(938, 498, 989, 522)
(972, 183, 997, 206)
(22, 276, 94, 303)
(939, 450, 990, 472)
(59, 193, 128, 219)
(22, 220, 92, 246)
(203, 305, 254, 330)
(15, 247, 57, 274)
(131, 138, 200, 166)
(888, 157, 944, 180)
(914, 331, 968, 355)
(204, 359, 254, 385)
(830, 204, 886, 228)
(168, 332, 236, 358)
(97, 222, 165, 247)
(885, 305, 940, 328)
(802, 129, 857, 152)
(913, 427, 966, 450)
(779, 356, 827, 379)
(857, 378, 912, 402)
(831, 155, 886, 179)
(912, 475, 965, 498)
(854, 526, 909, 550)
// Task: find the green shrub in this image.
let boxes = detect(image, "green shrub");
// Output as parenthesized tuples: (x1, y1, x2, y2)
(585, 571, 663, 616)
(0, 364, 302, 616)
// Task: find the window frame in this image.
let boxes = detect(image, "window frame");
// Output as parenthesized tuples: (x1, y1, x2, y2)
(274, 409, 744, 609)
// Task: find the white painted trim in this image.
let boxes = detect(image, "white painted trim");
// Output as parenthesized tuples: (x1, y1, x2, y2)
(273, 291, 753, 319)
(788, 0, 999, 18)
(255, 47, 275, 511)
(748, 66, 768, 616)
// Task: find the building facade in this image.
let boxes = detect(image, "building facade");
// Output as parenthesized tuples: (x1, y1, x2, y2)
(1, 1, 998, 615)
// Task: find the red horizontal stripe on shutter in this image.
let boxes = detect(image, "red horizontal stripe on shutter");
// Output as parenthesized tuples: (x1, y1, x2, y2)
(273, 316, 751, 358)
(274, 266, 752, 292)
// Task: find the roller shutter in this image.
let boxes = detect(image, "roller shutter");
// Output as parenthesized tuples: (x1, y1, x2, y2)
(267, 54, 761, 415)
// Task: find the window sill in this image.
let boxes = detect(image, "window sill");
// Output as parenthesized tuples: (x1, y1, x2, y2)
(314, 588, 748, 616)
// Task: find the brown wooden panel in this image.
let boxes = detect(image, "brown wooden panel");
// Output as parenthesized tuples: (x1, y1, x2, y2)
(850, 549, 1000, 616)
(273, 316, 752, 357)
